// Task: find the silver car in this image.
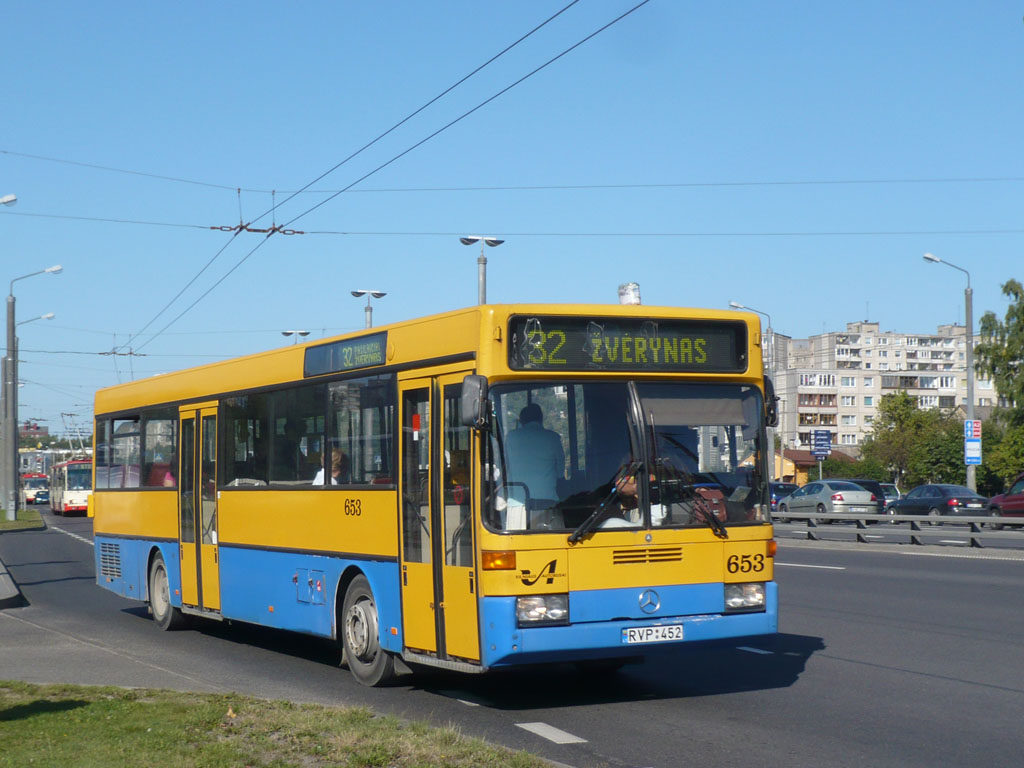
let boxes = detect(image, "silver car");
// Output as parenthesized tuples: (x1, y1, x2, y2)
(777, 480, 878, 523)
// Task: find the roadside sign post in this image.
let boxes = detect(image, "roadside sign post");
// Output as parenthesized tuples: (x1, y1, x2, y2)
(811, 429, 832, 480)
(964, 420, 982, 467)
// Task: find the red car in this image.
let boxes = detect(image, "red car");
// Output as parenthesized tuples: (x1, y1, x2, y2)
(987, 472, 1024, 530)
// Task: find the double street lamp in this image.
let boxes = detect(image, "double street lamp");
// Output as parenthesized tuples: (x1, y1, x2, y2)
(923, 252, 976, 492)
(350, 290, 386, 329)
(281, 330, 310, 345)
(459, 236, 504, 304)
(3, 264, 62, 520)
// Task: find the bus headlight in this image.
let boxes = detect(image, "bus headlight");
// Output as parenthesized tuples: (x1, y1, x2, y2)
(516, 594, 569, 626)
(724, 583, 766, 612)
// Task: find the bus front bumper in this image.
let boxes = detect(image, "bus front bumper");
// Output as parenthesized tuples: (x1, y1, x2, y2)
(479, 582, 778, 668)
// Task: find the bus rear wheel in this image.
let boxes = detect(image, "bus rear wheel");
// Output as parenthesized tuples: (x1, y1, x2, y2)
(342, 575, 395, 686)
(149, 553, 187, 631)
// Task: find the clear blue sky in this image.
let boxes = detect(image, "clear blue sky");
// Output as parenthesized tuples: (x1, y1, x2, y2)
(2, 1, 1022, 435)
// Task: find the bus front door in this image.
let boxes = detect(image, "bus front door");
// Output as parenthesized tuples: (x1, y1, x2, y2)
(398, 373, 480, 664)
(178, 404, 221, 612)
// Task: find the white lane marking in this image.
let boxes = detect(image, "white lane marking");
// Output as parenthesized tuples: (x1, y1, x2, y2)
(516, 722, 587, 744)
(738, 646, 774, 655)
(775, 562, 845, 570)
(939, 540, 968, 546)
(49, 525, 95, 547)
(456, 698, 480, 707)
(898, 549, 1024, 561)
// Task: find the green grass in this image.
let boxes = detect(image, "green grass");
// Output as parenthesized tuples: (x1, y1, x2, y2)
(0, 682, 547, 768)
(0, 506, 43, 532)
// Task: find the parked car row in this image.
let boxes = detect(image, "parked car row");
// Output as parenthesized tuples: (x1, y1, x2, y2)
(772, 471, 1024, 527)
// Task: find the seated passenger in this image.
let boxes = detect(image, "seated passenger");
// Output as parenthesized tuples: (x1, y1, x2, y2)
(505, 403, 565, 506)
(313, 451, 350, 486)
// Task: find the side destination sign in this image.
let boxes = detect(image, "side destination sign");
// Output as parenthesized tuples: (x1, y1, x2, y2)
(304, 332, 387, 377)
(508, 316, 747, 373)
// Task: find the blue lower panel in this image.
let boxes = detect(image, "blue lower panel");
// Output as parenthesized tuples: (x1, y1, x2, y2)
(480, 582, 778, 668)
(94, 536, 178, 603)
(93, 536, 402, 653)
(218, 548, 401, 651)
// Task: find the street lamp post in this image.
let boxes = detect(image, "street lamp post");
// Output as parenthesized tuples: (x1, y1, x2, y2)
(350, 290, 386, 329)
(923, 252, 976, 492)
(729, 301, 782, 480)
(459, 236, 504, 304)
(280, 330, 310, 345)
(4, 264, 62, 520)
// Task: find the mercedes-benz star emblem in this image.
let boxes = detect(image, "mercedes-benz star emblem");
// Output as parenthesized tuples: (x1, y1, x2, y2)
(638, 589, 660, 614)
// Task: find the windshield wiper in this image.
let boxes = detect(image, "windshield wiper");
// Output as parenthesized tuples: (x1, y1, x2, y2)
(694, 492, 728, 539)
(568, 460, 642, 544)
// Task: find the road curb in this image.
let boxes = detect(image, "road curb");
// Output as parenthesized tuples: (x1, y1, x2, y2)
(0, 555, 26, 609)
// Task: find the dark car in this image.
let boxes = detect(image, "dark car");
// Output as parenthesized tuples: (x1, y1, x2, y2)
(769, 482, 799, 517)
(885, 484, 989, 524)
(841, 478, 887, 515)
(987, 472, 1024, 530)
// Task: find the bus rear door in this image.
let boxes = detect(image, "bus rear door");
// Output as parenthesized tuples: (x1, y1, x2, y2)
(398, 371, 480, 664)
(178, 403, 221, 612)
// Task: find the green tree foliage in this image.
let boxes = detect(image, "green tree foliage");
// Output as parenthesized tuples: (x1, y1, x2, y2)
(859, 392, 922, 483)
(860, 392, 967, 487)
(982, 424, 1024, 492)
(976, 278, 1024, 425)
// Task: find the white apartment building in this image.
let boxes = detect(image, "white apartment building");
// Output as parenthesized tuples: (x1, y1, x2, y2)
(770, 321, 996, 456)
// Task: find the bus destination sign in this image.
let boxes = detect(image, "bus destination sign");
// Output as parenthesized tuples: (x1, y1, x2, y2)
(304, 332, 388, 377)
(508, 316, 747, 373)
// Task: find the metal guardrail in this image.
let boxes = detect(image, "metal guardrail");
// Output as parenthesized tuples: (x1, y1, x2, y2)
(773, 511, 1024, 548)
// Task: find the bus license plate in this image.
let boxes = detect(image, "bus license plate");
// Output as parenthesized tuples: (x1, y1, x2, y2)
(622, 625, 683, 645)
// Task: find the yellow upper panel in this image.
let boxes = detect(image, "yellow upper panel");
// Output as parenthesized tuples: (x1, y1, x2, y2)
(94, 304, 763, 415)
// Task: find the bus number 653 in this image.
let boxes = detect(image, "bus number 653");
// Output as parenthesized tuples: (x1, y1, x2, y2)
(726, 554, 764, 574)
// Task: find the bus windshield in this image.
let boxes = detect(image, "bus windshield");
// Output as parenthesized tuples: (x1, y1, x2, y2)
(482, 381, 768, 535)
(23, 476, 48, 490)
(67, 467, 92, 490)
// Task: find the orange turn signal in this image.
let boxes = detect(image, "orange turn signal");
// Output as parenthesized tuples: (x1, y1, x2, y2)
(767, 540, 777, 558)
(482, 550, 517, 570)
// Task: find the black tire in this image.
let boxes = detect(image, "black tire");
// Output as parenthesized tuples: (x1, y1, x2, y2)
(341, 575, 396, 686)
(816, 503, 830, 525)
(776, 504, 789, 524)
(887, 505, 899, 524)
(987, 508, 1004, 531)
(149, 553, 187, 631)
(927, 507, 943, 526)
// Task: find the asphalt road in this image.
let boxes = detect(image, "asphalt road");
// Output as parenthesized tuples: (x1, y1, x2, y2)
(2, 509, 1022, 768)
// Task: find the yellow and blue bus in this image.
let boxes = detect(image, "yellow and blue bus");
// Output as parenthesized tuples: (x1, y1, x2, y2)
(92, 303, 778, 685)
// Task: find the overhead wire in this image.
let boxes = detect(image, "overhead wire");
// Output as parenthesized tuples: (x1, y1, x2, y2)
(118, 0, 583, 355)
(8, 150, 1024, 194)
(131, 0, 652, 353)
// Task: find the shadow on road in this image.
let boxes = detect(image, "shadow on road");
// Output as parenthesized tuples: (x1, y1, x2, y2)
(412, 633, 824, 709)
(118, 605, 823, 707)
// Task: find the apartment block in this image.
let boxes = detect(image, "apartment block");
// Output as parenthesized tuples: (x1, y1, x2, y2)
(770, 321, 996, 456)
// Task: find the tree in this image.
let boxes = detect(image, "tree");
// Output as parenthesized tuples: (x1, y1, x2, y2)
(976, 278, 1024, 425)
(859, 392, 922, 483)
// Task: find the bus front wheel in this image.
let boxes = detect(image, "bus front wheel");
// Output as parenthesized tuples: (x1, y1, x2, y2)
(148, 553, 187, 631)
(342, 575, 395, 686)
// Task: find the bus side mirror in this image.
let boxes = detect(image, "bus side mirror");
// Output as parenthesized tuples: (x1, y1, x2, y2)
(461, 374, 490, 430)
(764, 376, 779, 428)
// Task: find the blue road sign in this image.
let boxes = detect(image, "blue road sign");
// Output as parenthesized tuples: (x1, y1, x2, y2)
(965, 437, 982, 465)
